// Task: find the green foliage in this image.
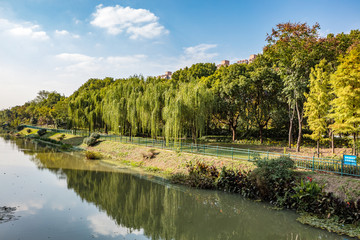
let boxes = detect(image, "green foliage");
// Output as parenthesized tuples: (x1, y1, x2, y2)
(216, 167, 255, 197)
(37, 129, 47, 136)
(57, 134, 65, 141)
(83, 137, 97, 146)
(250, 156, 295, 201)
(291, 177, 323, 211)
(85, 151, 101, 160)
(304, 60, 332, 142)
(185, 161, 219, 189)
(90, 133, 100, 139)
(330, 44, 360, 153)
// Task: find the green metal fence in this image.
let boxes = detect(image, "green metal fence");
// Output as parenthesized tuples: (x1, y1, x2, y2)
(23, 125, 360, 177)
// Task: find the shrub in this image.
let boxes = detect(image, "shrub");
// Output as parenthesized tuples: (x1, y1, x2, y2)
(17, 125, 24, 131)
(250, 156, 296, 202)
(83, 137, 97, 146)
(57, 134, 65, 141)
(216, 167, 255, 197)
(37, 129, 47, 136)
(85, 151, 101, 160)
(26, 129, 32, 133)
(186, 161, 219, 189)
(90, 133, 100, 139)
(141, 151, 154, 159)
(291, 177, 323, 211)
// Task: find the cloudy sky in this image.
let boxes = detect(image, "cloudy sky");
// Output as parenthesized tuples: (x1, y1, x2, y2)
(0, 0, 359, 109)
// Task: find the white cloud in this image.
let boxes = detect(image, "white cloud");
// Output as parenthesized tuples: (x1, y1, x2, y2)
(55, 30, 80, 39)
(0, 18, 49, 41)
(169, 43, 218, 69)
(91, 4, 168, 39)
(56, 53, 95, 62)
(184, 44, 218, 60)
(54, 53, 148, 78)
(55, 29, 69, 36)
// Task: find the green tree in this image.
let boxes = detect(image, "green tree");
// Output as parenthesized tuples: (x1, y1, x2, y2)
(210, 64, 249, 141)
(248, 55, 282, 143)
(304, 59, 332, 157)
(330, 44, 360, 155)
(265, 22, 322, 152)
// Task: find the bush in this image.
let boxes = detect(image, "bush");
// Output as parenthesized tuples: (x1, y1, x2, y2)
(17, 125, 24, 131)
(57, 134, 65, 141)
(216, 167, 255, 197)
(250, 156, 296, 201)
(291, 177, 323, 211)
(85, 151, 101, 160)
(185, 161, 219, 189)
(26, 129, 32, 133)
(37, 129, 47, 136)
(90, 133, 101, 139)
(83, 137, 97, 146)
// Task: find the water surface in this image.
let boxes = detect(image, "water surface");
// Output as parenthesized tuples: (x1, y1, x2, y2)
(0, 137, 352, 240)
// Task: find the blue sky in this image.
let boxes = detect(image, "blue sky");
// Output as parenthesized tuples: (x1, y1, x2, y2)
(0, 0, 359, 109)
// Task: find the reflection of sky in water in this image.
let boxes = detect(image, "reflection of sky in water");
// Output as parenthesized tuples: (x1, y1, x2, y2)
(88, 213, 148, 239)
(0, 138, 352, 240)
(0, 138, 150, 240)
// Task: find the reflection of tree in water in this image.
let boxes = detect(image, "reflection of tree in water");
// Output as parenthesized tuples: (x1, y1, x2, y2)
(7, 137, 338, 240)
(64, 170, 335, 240)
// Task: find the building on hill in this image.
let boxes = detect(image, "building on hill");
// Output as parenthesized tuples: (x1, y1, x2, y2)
(237, 54, 258, 65)
(159, 71, 172, 79)
(248, 54, 257, 63)
(216, 60, 230, 69)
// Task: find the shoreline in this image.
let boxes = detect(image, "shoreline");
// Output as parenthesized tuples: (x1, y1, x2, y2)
(4, 129, 360, 239)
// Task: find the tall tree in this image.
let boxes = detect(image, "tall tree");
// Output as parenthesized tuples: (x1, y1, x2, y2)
(248, 55, 282, 143)
(304, 59, 332, 156)
(209, 64, 249, 141)
(330, 44, 360, 155)
(265, 22, 321, 151)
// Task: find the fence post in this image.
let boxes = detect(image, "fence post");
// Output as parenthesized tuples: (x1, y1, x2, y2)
(204, 144, 205, 154)
(248, 149, 250, 161)
(216, 146, 219, 157)
(312, 156, 315, 171)
(191, 143, 193, 152)
(267, 151, 269, 160)
(231, 147, 234, 160)
(341, 157, 344, 176)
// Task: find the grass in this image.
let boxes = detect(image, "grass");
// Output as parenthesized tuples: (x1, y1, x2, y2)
(17, 128, 38, 136)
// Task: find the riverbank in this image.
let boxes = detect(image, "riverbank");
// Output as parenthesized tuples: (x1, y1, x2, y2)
(86, 140, 360, 239)
(7, 128, 360, 238)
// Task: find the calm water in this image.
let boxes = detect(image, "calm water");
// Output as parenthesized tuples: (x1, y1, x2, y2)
(0, 137, 353, 240)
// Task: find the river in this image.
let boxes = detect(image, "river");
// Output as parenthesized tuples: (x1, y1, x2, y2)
(0, 136, 352, 240)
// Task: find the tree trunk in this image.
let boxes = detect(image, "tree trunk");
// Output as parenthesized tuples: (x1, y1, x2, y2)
(231, 125, 237, 142)
(288, 107, 295, 148)
(353, 132, 356, 155)
(259, 125, 263, 144)
(331, 130, 334, 154)
(317, 140, 320, 158)
(295, 102, 304, 152)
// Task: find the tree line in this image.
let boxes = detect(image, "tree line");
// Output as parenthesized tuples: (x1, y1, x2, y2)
(1, 22, 360, 154)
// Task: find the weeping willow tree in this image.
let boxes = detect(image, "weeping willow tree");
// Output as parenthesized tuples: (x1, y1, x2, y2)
(163, 80, 214, 144)
(68, 78, 114, 132)
(136, 78, 169, 138)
